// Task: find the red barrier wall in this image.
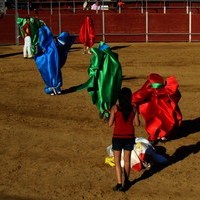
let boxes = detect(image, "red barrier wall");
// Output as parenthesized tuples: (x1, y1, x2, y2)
(1, 11, 200, 45)
(192, 14, 200, 41)
(148, 13, 189, 42)
(0, 15, 16, 44)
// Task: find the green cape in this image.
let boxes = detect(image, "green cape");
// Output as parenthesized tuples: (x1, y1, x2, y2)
(77, 41, 122, 119)
(16, 17, 44, 55)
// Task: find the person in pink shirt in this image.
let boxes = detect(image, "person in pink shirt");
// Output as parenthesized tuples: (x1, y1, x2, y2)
(91, 1, 101, 10)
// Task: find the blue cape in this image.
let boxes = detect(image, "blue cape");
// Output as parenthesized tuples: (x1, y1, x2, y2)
(34, 25, 75, 95)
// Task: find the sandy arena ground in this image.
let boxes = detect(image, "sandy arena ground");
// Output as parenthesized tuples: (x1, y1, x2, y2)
(0, 43, 200, 200)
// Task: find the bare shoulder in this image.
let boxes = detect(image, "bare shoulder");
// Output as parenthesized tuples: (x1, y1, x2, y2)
(111, 104, 118, 113)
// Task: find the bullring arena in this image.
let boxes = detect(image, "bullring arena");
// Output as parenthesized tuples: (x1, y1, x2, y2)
(0, 1, 200, 200)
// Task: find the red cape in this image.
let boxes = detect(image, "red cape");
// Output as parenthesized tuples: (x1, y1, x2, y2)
(132, 73, 182, 141)
(79, 16, 95, 48)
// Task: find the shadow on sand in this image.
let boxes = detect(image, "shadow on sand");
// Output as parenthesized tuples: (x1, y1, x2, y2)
(0, 193, 46, 200)
(61, 74, 138, 94)
(61, 84, 85, 94)
(170, 118, 200, 140)
(125, 117, 200, 191)
(0, 52, 22, 58)
(69, 47, 82, 52)
(125, 141, 200, 191)
(111, 45, 130, 51)
(122, 75, 137, 81)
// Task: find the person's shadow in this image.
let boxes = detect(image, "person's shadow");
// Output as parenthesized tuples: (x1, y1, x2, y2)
(170, 118, 200, 140)
(61, 84, 85, 94)
(61, 86, 78, 94)
(110, 45, 130, 51)
(61, 74, 138, 94)
(0, 193, 46, 200)
(0, 52, 22, 58)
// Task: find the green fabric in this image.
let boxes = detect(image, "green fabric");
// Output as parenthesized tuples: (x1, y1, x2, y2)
(77, 42, 122, 117)
(17, 17, 44, 55)
(151, 83, 164, 89)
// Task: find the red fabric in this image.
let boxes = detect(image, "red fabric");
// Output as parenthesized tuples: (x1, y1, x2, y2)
(148, 73, 165, 84)
(23, 23, 31, 37)
(79, 16, 95, 48)
(132, 73, 182, 141)
(132, 162, 143, 171)
(113, 110, 135, 138)
(118, 2, 125, 7)
(132, 153, 147, 171)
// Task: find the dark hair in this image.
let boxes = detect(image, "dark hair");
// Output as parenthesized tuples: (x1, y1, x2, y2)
(118, 87, 133, 121)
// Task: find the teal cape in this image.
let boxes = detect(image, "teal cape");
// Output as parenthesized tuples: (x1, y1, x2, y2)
(77, 41, 122, 119)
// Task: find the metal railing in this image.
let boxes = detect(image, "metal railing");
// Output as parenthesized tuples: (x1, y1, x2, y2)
(2, 1, 200, 45)
(6, 1, 200, 15)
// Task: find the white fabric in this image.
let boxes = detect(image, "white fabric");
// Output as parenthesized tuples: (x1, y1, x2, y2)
(23, 36, 32, 58)
(135, 137, 153, 146)
(106, 137, 168, 170)
(83, 1, 88, 10)
(91, 3, 101, 10)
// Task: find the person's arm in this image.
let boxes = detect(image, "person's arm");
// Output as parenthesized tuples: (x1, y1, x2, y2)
(108, 105, 117, 127)
(22, 23, 29, 37)
(133, 107, 140, 127)
(22, 23, 27, 32)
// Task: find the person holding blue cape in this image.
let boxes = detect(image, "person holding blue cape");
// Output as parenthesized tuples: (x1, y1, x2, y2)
(34, 25, 75, 95)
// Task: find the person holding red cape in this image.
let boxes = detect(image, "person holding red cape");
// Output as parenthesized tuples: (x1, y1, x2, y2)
(132, 73, 182, 144)
(79, 16, 95, 55)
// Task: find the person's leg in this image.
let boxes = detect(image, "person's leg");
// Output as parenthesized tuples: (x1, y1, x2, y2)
(26, 36, 32, 58)
(123, 150, 131, 186)
(124, 150, 131, 191)
(23, 37, 27, 58)
(113, 150, 124, 191)
(86, 46, 91, 54)
(114, 150, 122, 184)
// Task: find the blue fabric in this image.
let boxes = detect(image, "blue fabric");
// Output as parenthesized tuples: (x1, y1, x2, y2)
(98, 41, 110, 51)
(56, 32, 75, 70)
(34, 25, 75, 94)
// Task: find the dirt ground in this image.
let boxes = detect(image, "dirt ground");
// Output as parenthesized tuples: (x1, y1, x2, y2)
(0, 42, 200, 200)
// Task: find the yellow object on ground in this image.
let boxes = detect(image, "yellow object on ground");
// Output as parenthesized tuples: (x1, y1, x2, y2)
(105, 156, 115, 167)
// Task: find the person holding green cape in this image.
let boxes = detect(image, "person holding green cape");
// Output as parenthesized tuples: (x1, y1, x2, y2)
(17, 17, 44, 57)
(77, 41, 122, 121)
